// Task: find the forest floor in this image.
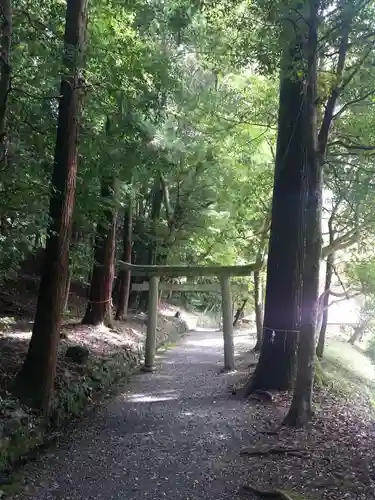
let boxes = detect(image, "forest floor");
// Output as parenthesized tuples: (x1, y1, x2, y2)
(0, 276, 191, 487)
(1, 273, 375, 499)
(0, 274, 194, 404)
(2, 326, 374, 500)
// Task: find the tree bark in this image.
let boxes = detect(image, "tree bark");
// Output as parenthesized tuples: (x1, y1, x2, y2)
(115, 190, 133, 320)
(233, 298, 248, 327)
(82, 178, 118, 327)
(243, 29, 306, 395)
(284, 0, 320, 427)
(316, 253, 334, 358)
(138, 179, 163, 311)
(253, 270, 263, 351)
(14, 0, 88, 412)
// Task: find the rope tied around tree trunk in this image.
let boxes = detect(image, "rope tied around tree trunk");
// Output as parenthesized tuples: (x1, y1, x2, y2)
(87, 298, 112, 304)
(263, 327, 300, 333)
(262, 327, 300, 350)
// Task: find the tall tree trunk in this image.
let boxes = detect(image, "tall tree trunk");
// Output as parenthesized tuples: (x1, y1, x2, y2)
(115, 190, 133, 320)
(0, 0, 11, 164)
(253, 270, 263, 351)
(316, 253, 333, 358)
(233, 298, 248, 327)
(284, 0, 320, 427)
(14, 0, 88, 412)
(243, 29, 306, 395)
(138, 179, 163, 311)
(82, 178, 117, 327)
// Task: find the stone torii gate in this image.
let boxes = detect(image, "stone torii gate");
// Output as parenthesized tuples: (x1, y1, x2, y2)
(119, 262, 257, 373)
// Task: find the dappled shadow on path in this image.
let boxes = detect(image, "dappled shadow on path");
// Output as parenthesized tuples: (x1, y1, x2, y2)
(13, 328, 375, 500)
(14, 328, 256, 500)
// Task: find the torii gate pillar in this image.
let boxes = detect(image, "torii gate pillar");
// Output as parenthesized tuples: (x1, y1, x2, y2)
(220, 274, 235, 371)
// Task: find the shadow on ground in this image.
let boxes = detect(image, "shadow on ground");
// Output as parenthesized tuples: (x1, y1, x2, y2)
(13, 329, 257, 500)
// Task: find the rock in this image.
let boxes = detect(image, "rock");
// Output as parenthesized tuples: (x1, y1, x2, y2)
(65, 345, 89, 365)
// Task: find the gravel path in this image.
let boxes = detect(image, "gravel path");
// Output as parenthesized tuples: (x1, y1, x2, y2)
(15, 329, 257, 500)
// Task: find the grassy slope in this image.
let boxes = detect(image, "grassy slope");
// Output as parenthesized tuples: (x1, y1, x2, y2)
(319, 338, 375, 404)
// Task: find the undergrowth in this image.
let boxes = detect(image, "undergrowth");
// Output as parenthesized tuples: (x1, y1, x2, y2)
(315, 339, 375, 402)
(49, 349, 140, 427)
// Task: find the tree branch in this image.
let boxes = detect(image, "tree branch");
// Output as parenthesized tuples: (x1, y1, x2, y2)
(327, 292, 362, 309)
(330, 140, 375, 151)
(333, 89, 375, 120)
(321, 228, 358, 259)
(318, 10, 350, 160)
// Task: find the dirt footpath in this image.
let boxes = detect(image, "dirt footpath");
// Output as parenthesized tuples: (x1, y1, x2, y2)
(13, 328, 375, 500)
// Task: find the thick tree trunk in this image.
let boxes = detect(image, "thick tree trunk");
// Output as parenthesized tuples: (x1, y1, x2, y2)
(115, 193, 133, 320)
(14, 0, 88, 412)
(348, 323, 367, 345)
(316, 253, 333, 358)
(233, 299, 248, 327)
(253, 270, 263, 351)
(82, 178, 117, 327)
(284, 0, 320, 427)
(243, 35, 306, 395)
(0, 0, 12, 163)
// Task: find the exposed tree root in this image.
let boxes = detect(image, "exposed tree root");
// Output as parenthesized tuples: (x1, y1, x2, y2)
(240, 446, 311, 459)
(257, 427, 281, 435)
(231, 385, 239, 395)
(232, 387, 273, 401)
(248, 390, 273, 403)
(242, 483, 297, 500)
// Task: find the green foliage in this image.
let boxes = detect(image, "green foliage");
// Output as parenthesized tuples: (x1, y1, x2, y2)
(319, 339, 375, 398)
(1, 0, 375, 344)
(0, 0, 277, 305)
(50, 353, 136, 427)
